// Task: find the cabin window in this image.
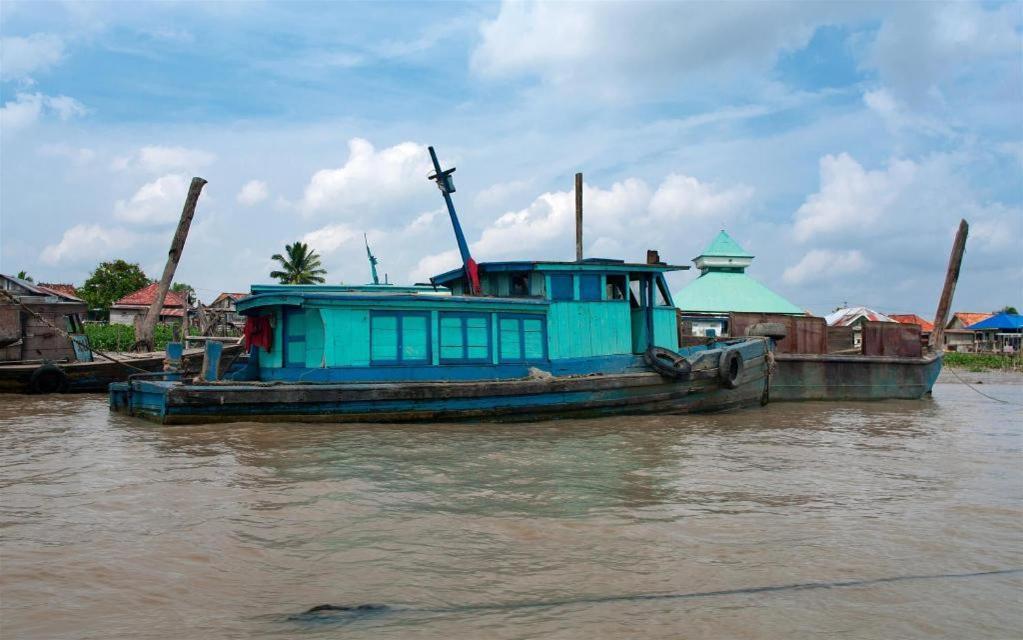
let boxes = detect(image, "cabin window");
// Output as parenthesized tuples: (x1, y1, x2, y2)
(654, 275, 673, 306)
(498, 314, 546, 363)
(550, 274, 574, 301)
(370, 311, 431, 365)
(439, 312, 491, 363)
(510, 272, 530, 296)
(579, 274, 602, 301)
(606, 275, 627, 301)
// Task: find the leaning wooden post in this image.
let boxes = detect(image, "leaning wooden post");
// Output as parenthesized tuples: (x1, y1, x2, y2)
(575, 172, 583, 262)
(929, 219, 968, 351)
(136, 177, 207, 352)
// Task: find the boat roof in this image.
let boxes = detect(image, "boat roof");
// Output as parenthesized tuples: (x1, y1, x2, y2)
(236, 290, 547, 314)
(249, 283, 445, 295)
(430, 259, 688, 285)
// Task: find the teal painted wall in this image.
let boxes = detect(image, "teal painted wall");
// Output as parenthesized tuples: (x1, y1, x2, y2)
(653, 308, 678, 350)
(547, 302, 632, 359)
(304, 309, 324, 367)
(321, 308, 370, 366)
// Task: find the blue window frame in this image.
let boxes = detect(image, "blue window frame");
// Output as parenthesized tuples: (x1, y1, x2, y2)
(283, 308, 306, 367)
(370, 311, 431, 365)
(550, 274, 574, 301)
(439, 312, 491, 363)
(498, 314, 547, 363)
(579, 274, 602, 301)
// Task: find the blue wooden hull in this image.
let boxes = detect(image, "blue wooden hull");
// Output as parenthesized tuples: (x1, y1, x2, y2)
(109, 342, 771, 425)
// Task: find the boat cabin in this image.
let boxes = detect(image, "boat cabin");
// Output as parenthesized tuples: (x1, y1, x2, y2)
(1, 274, 90, 364)
(233, 260, 687, 382)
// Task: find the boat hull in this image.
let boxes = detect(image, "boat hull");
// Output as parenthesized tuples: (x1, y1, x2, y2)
(770, 352, 942, 401)
(0, 345, 244, 394)
(110, 350, 770, 425)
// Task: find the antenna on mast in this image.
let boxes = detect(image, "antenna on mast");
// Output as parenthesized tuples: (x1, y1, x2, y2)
(364, 233, 380, 285)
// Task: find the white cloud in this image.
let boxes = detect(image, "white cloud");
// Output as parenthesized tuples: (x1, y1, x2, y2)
(40, 224, 141, 265)
(792, 153, 917, 242)
(471, 1, 858, 98)
(38, 143, 96, 164)
(649, 174, 754, 221)
(112, 145, 216, 173)
(114, 174, 191, 224)
(783, 249, 867, 285)
(236, 180, 269, 206)
(0, 33, 65, 80)
(300, 138, 432, 216)
(301, 223, 358, 253)
(0, 92, 86, 131)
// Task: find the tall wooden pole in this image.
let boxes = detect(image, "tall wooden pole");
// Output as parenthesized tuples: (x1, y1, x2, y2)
(929, 219, 968, 351)
(575, 172, 583, 262)
(135, 177, 207, 352)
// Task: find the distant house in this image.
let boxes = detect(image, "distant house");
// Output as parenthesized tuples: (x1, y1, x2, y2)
(38, 283, 83, 302)
(673, 230, 806, 337)
(0, 274, 88, 363)
(208, 292, 247, 325)
(825, 306, 895, 348)
(888, 314, 934, 339)
(109, 283, 186, 326)
(943, 312, 993, 351)
(967, 312, 1023, 354)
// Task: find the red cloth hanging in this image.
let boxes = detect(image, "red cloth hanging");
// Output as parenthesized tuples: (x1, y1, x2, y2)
(243, 315, 273, 351)
(465, 257, 481, 295)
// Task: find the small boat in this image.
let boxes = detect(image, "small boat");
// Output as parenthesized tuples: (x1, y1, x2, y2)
(110, 148, 774, 424)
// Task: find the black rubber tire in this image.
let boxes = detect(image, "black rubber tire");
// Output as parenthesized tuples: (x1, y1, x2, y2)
(718, 350, 743, 389)
(746, 322, 787, 341)
(644, 346, 692, 379)
(29, 364, 70, 394)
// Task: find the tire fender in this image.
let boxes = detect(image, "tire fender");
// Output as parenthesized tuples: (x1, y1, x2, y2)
(718, 349, 743, 389)
(29, 364, 70, 394)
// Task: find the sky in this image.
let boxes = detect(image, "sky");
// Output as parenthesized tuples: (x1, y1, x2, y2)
(1, 0, 1020, 316)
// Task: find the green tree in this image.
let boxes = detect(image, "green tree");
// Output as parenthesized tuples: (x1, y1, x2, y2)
(996, 305, 1019, 315)
(80, 260, 151, 312)
(270, 242, 327, 284)
(171, 282, 196, 306)
(16, 270, 33, 282)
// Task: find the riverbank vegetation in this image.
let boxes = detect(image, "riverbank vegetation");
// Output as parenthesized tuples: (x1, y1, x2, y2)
(84, 324, 197, 351)
(944, 352, 1022, 372)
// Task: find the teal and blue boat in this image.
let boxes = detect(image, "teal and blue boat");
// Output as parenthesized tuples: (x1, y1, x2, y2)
(110, 148, 774, 424)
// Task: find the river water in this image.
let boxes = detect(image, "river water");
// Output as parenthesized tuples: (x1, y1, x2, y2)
(1, 380, 1021, 639)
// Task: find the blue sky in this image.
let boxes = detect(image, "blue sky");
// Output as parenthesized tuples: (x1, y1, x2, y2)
(1, 1, 1020, 315)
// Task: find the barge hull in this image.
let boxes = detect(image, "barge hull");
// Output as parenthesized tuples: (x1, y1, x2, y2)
(771, 352, 942, 401)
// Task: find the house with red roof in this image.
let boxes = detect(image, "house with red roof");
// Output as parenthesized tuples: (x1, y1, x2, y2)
(109, 283, 187, 326)
(38, 283, 83, 302)
(943, 311, 994, 351)
(888, 314, 934, 334)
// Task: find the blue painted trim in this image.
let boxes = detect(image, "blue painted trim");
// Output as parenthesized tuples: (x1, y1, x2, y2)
(237, 291, 548, 313)
(370, 310, 432, 366)
(550, 273, 574, 301)
(431, 261, 689, 284)
(579, 274, 601, 301)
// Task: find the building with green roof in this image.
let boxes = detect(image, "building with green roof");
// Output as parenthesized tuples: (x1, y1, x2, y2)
(674, 230, 805, 337)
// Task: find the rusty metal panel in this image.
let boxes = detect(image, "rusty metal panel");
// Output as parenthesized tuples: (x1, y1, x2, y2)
(0, 305, 21, 347)
(861, 321, 922, 357)
(728, 313, 827, 354)
(827, 326, 856, 353)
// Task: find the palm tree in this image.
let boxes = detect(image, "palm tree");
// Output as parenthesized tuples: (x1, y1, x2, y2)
(270, 242, 327, 284)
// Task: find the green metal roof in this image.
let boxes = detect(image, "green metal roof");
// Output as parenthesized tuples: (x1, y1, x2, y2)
(697, 230, 753, 259)
(674, 271, 804, 315)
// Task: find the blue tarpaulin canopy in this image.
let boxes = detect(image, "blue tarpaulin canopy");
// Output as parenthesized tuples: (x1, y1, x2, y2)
(966, 312, 1023, 330)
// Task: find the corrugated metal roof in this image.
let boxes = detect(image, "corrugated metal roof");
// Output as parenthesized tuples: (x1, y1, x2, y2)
(674, 271, 804, 314)
(825, 306, 894, 326)
(948, 312, 992, 329)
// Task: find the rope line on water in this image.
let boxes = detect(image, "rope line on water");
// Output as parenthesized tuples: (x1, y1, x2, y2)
(287, 568, 1023, 623)
(945, 365, 1023, 407)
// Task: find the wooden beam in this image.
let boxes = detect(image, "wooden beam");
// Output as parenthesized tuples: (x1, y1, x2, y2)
(575, 172, 583, 262)
(136, 177, 207, 352)
(929, 219, 968, 351)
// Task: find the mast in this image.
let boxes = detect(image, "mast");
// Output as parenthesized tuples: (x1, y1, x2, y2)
(428, 146, 480, 295)
(364, 233, 380, 285)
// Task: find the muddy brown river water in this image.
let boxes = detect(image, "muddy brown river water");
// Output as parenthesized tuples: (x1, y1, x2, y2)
(1, 380, 1021, 639)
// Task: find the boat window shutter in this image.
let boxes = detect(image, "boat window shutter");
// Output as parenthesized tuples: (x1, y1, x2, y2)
(402, 314, 429, 361)
(550, 274, 574, 301)
(439, 315, 464, 361)
(497, 314, 547, 363)
(579, 274, 601, 301)
(440, 312, 490, 363)
(523, 317, 545, 359)
(371, 313, 399, 363)
(499, 317, 522, 361)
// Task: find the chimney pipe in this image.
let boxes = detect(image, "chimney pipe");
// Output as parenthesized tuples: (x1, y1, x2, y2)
(575, 172, 583, 262)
